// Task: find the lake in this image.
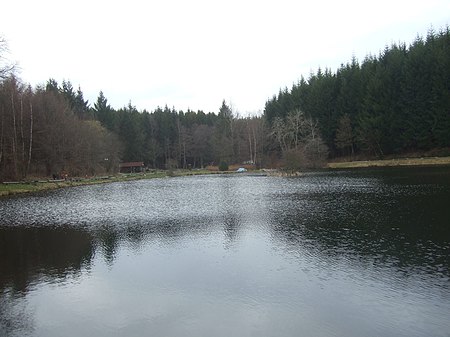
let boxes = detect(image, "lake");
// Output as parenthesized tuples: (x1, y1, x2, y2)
(1, 167, 450, 337)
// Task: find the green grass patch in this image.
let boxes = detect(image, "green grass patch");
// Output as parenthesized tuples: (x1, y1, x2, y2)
(0, 169, 226, 198)
(327, 156, 450, 169)
(0, 170, 188, 198)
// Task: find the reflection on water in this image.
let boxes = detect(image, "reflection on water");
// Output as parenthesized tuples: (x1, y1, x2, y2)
(0, 227, 94, 292)
(268, 171, 450, 279)
(0, 227, 94, 336)
(1, 167, 450, 337)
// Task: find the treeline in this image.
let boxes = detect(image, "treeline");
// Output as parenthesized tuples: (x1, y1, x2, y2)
(1, 27, 450, 180)
(0, 72, 265, 180)
(0, 77, 121, 180)
(264, 27, 450, 158)
(93, 97, 265, 170)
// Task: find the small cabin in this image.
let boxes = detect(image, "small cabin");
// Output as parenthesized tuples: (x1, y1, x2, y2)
(119, 162, 144, 173)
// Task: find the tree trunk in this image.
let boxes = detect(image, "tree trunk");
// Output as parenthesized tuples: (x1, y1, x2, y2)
(248, 123, 253, 163)
(182, 141, 187, 169)
(253, 127, 257, 166)
(27, 102, 33, 175)
(11, 89, 18, 179)
(20, 95, 26, 176)
(177, 118, 182, 167)
(0, 107, 3, 166)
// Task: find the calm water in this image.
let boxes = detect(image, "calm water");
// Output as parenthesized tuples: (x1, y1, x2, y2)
(1, 167, 450, 337)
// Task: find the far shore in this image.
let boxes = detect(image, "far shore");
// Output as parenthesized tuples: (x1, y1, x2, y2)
(2, 156, 450, 197)
(327, 156, 450, 169)
(0, 170, 205, 198)
(0, 168, 246, 197)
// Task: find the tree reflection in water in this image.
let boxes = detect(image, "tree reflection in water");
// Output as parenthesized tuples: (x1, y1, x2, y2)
(0, 226, 95, 336)
(0, 168, 449, 337)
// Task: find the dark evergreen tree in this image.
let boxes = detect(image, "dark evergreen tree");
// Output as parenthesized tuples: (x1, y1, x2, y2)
(93, 91, 116, 130)
(46, 78, 59, 93)
(264, 26, 450, 159)
(73, 86, 90, 119)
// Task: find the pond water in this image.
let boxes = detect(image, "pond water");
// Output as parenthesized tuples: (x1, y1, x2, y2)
(1, 167, 450, 337)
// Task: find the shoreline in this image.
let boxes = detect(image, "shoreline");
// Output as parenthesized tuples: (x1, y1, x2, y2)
(2, 157, 450, 197)
(0, 171, 167, 198)
(327, 156, 450, 169)
(0, 169, 226, 198)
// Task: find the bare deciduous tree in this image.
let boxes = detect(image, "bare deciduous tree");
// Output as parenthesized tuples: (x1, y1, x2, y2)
(0, 37, 15, 80)
(272, 109, 328, 169)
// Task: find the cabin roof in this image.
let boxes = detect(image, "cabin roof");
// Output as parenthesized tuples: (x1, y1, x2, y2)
(119, 162, 144, 168)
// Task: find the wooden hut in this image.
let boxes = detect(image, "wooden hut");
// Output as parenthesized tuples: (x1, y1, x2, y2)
(119, 162, 144, 173)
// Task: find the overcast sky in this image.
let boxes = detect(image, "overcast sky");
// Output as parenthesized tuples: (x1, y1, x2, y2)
(1, 0, 449, 115)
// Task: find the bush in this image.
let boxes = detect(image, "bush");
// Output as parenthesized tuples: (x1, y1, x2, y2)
(283, 137, 329, 171)
(218, 161, 229, 171)
(283, 148, 307, 171)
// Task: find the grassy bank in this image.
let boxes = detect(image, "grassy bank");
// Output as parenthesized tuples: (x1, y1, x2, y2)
(327, 156, 450, 169)
(3, 157, 450, 198)
(0, 169, 227, 198)
(0, 172, 165, 197)
(0, 168, 246, 198)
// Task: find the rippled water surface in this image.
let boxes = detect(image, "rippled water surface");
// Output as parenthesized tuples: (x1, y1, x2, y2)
(1, 167, 450, 337)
